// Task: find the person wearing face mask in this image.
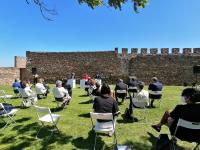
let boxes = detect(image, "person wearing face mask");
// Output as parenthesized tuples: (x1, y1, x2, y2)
(151, 88, 200, 140)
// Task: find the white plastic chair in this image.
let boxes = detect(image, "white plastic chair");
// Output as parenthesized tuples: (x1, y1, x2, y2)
(19, 88, 37, 108)
(90, 112, 117, 150)
(0, 90, 13, 103)
(34, 105, 60, 140)
(172, 118, 200, 150)
(0, 103, 18, 131)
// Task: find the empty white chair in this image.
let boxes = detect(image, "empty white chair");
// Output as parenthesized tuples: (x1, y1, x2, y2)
(34, 105, 60, 140)
(90, 112, 117, 150)
(0, 103, 18, 131)
(172, 118, 200, 150)
(0, 90, 13, 103)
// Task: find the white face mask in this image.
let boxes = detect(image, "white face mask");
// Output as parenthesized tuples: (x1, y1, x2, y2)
(180, 96, 186, 104)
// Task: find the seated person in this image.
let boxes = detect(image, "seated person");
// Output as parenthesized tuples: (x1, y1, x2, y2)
(152, 88, 200, 142)
(41, 78, 50, 94)
(93, 83, 120, 136)
(91, 82, 101, 96)
(71, 72, 75, 79)
(82, 73, 90, 81)
(20, 80, 37, 103)
(35, 78, 48, 99)
(85, 78, 92, 96)
(62, 79, 72, 97)
(148, 77, 163, 108)
(128, 76, 139, 93)
(53, 80, 71, 107)
(95, 73, 101, 80)
(133, 82, 149, 108)
(114, 79, 128, 102)
(12, 79, 21, 94)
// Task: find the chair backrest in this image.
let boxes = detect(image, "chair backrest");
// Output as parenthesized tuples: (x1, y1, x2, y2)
(34, 105, 52, 120)
(149, 90, 162, 95)
(0, 90, 6, 96)
(90, 112, 113, 121)
(128, 86, 138, 90)
(173, 118, 200, 142)
(116, 90, 127, 94)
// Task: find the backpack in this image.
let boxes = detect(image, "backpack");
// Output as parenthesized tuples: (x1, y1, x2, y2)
(155, 134, 172, 150)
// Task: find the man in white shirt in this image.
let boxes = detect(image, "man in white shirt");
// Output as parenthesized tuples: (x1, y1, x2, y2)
(53, 80, 71, 107)
(35, 78, 48, 99)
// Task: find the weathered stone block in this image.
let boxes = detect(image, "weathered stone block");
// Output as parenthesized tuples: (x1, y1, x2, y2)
(161, 48, 169, 55)
(183, 48, 191, 55)
(122, 48, 128, 57)
(172, 48, 180, 55)
(150, 48, 158, 55)
(193, 48, 200, 55)
(141, 48, 147, 55)
(131, 48, 138, 57)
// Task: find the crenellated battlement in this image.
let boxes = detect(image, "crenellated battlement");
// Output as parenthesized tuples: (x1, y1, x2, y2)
(115, 48, 200, 58)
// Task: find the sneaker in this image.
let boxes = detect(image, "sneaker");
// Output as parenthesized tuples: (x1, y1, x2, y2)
(151, 125, 161, 132)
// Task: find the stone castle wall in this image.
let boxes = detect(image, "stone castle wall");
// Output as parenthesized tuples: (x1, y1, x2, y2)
(23, 48, 200, 85)
(24, 50, 123, 83)
(0, 67, 20, 85)
(2, 47, 200, 85)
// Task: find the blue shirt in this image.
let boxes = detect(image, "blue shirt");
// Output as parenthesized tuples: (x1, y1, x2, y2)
(148, 81, 163, 91)
(12, 82, 21, 88)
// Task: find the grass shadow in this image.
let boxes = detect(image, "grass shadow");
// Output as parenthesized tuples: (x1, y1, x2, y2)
(79, 99, 93, 104)
(50, 107, 64, 112)
(79, 95, 88, 97)
(117, 114, 138, 124)
(72, 130, 105, 150)
(78, 113, 90, 118)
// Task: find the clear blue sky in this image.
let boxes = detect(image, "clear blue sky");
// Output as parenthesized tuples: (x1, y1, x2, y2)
(1, 0, 200, 67)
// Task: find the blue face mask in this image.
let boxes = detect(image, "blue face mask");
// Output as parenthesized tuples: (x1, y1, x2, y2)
(180, 96, 186, 104)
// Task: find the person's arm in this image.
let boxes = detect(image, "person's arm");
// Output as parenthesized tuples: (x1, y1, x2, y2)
(168, 105, 181, 127)
(112, 100, 120, 116)
(167, 117, 175, 127)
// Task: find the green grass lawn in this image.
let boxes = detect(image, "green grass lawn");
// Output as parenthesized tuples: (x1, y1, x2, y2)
(0, 85, 196, 150)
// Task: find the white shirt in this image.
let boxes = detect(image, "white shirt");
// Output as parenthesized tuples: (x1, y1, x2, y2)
(53, 86, 69, 98)
(133, 89, 149, 107)
(35, 83, 47, 94)
(21, 87, 35, 98)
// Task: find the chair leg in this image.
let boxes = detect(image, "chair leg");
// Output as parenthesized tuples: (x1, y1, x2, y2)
(113, 131, 117, 146)
(194, 143, 200, 150)
(36, 126, 43, 139)
(94, 132, 97, 150)
(36, 122, 45, 139)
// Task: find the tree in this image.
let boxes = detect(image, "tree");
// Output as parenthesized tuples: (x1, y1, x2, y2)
(26, 0, 148, 20)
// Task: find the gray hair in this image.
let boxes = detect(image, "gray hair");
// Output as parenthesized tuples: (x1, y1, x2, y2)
(56, 80, 62, 86)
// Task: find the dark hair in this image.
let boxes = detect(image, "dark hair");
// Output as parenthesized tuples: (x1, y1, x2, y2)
(182, 88, 200, 103)
(101, 83, 111, 95)
(138, 81, 144, 90)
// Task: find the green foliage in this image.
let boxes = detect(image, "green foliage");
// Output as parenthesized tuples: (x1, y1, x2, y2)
(78, 0, 148, 12)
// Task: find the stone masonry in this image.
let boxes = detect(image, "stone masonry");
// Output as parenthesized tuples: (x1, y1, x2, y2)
(2, 48, 200, 85)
